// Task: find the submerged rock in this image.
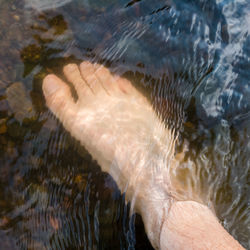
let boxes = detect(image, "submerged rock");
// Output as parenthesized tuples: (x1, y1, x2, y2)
(0, 118, 7, 134)
(6, 82, 36, 123)
(24, 0, 72, 11)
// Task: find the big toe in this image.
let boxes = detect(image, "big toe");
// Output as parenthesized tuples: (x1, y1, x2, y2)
(43, 74, 77, 129)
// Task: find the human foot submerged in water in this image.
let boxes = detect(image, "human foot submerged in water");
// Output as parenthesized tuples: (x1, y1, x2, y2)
(43, 62, 175, 202)
(43, 62, 244, 249)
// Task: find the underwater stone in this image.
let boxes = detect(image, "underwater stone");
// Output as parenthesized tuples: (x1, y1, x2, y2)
(0, 118, 7, 134)
(6, 82, 36, 123)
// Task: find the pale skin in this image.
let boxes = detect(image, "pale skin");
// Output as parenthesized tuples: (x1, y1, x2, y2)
(43, 62, 244, 250)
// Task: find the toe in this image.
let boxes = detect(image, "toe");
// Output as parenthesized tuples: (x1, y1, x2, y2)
(43, 74, 77, 130)
(79, 61, 104, 95)
(63, 64, 92, 98)
(94, 64, 118, 93)
(89, 62, 137, 96)
(116, 77, 137, 95)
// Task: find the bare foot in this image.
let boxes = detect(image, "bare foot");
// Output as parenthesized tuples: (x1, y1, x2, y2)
(43, 62, 175, 199)
(43, 62, 176, 247)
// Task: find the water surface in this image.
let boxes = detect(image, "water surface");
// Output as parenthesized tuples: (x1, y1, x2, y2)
(0, 0, 249, 249)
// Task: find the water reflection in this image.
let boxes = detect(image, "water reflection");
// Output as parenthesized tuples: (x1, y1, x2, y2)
(0, 0, 249, 249)
(24, 0, 73, 11)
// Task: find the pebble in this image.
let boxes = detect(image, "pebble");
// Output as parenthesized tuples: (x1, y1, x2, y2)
(0, 118, 7, 134)
(75, 174, 88, 191)
(13, 15, 20, 21)
(0, 79, 6, 89)
(6, 82, 37, 123)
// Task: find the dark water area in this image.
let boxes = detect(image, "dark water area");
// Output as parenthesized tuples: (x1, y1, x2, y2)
(0, 0, 249, 249)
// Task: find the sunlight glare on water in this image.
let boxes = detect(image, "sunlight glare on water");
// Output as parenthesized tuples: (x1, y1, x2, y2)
(24, 0, 73, 11)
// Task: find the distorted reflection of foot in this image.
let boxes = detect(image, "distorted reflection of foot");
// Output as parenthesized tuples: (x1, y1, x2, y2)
(43, 62, 244, 250)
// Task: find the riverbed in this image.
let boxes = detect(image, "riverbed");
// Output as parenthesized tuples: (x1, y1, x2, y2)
(0, 0, 249, 249)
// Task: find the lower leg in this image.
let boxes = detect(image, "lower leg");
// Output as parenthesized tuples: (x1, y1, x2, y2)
(160, 201, 243, 249)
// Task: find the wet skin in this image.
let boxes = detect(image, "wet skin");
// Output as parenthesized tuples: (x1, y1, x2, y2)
(43, 62, 244, 249)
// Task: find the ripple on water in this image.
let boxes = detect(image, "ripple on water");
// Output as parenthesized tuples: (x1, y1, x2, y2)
(0, 0, 249, 249)
(24, 0, 73, 11)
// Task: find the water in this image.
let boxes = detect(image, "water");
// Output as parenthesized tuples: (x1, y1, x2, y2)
(0, 0, 249, 249)
(24, 0, 73, 11)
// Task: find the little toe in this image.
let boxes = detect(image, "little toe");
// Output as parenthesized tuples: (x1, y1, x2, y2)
(43, 74, 77, 130)
(80, 61, 104, 95)
(63, 64, 92, 98)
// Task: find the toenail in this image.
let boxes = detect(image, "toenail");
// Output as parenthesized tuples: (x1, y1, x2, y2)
(43, 76, 60, 96)
(66, 64, 76, 71)
(81, 61, 91, 68)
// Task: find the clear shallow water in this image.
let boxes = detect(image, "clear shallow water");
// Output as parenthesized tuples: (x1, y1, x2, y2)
(0, 0, 249, 249)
